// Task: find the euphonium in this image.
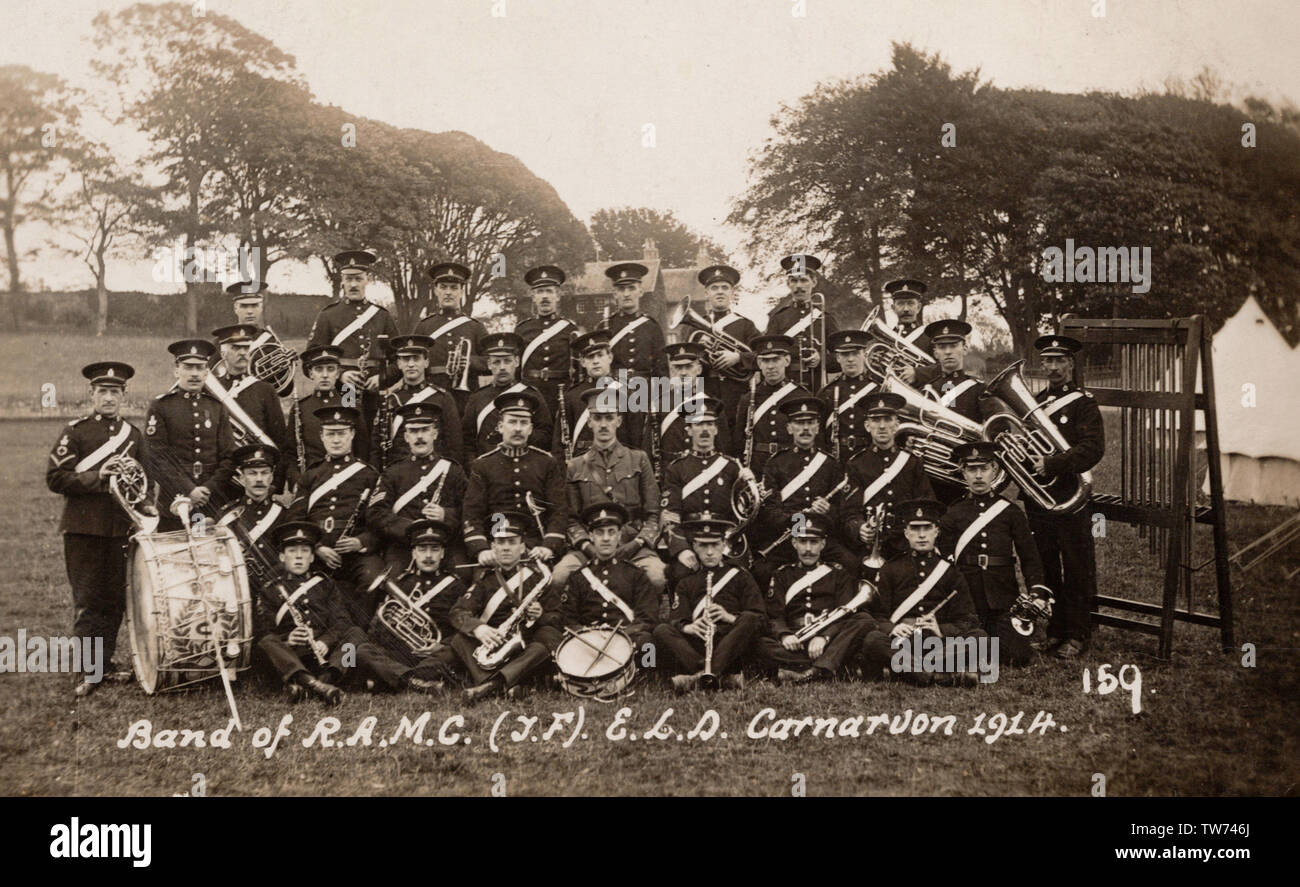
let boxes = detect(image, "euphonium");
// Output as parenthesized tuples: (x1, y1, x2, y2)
(669, 301, 754, 381)
(473, 557, 553, 670)
(882, 373, 1003, 489)
(446, 337, 472, 392)
(978, 360, 1092, 514)
(372, 575, 442, 656)
(859, 306, 938, 383)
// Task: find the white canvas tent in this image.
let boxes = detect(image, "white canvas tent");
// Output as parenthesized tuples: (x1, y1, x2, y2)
(1198, 297, 1300, 506)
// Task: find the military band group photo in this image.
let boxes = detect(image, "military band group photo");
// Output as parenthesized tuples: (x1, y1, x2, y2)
(48, 247, 1103, 709)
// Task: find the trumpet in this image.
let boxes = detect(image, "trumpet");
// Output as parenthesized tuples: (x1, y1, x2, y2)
(859, 306, 937, 383)
(669, 301, 754, 381)
(371, 573, 442, 656)
(861, 502, 887, 571)
(473, 557, 553, 670)
(106, 453, 159, 534)
(446, 337, 472, 392)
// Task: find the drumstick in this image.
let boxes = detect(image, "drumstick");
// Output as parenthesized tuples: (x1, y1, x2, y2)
(579, 621, 625, 677)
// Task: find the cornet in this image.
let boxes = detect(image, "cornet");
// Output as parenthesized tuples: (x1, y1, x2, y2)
(858, 306, 937, 384)
(669, 301, 754, 381)
(861, 503, 887, 571)
(445, 337, 472, 392)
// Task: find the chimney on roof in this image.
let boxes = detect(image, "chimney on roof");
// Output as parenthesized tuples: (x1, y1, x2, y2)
(642, 238, 659, 263)
(694, 243, 711, 268)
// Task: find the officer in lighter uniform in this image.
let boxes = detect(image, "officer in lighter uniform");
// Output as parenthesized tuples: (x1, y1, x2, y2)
(46, 361, 150, 696)
(516, 264, 582, 424)
(603, 262, 667, 381)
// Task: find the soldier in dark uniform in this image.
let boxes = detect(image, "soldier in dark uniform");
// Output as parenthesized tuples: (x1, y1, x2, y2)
(939, 442, 1053, 666)
(256, 521, 365, 705)
(451, 511, 564, 702)
(216, 444, 288, 631)
(653, 341, 733, 463)
(209, 323, 291, 497)
(517, 264, 582, 426)
(731, 335, 811, 474)
(141, 339, 236, 529)
(603, 262, 667, 381)
(651, 515, 766, 692)
(915, 319, 993, 505)
(555, 385, 665, 594)
(412, 261, 489, 409)
(882, 278, 931, 384)
(224, 280, 296, 398)
(46, 361, 150, 696)
(358, 519, 467, 693)
(369, 401, 467, 573)
(369, 334, 463, 468)
(307, 250, 400, 396)
(843, 392, 934, 569)
(555, 330, 644, 457)
(462, 389, 568, 566)
(659, 396, 746, 577)
(753, 396, 854, 588)
(461, 332, 554, 458)
(1024, 334, 1104, 659)
(293, 345, 371, 470)
(754, 512, 874, 683)
(766, 254, 840, 391)
(818, 329, 880, 461)
(860, 499, 985, 685)
(559, 502, 659, 658)
(288, 406, 383, 620)
(696, 263, 758, 407)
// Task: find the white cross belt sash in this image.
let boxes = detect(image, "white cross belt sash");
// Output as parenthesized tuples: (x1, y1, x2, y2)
(889, 558, 952, 623)
(860, 451, 911, 505)
(477, 382, 526, 434)
(681, 455, 730, 500)
(783, 308, 822, 338)
(660, 391, 709, 437)
(753, 382, 797, 424)
(74, 422, 132, 472)
(389, 386, 436, 438)
(219, 502, 283, 543)
(227, 375, 258, 399)
(691, 567, 740, 619)
(1042, 391, 1084, 417)
(425, 314, 472, 342)
(276, 575, 323, 626)
(951, 498, 1011, 562)
(481, 568, 530, 623)
(608, 316, 649, 349)
(713, 312, 742, 332)
(331, 303, 380, 347)
(780, 451, 829, 501)
(928, 377, 977, 407)
(784, 563, 832, 604)
(903, 325, 926, 344)
(391, 459, 451, 514)
(521, 320, 569, 368)
(579, 567, 637, 622)
(413, 575, 459, 608)
(830, 381, 880, 425)
(307, 460, 366, 510)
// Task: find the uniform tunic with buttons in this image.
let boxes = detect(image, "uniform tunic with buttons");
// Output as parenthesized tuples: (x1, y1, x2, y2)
(918, 369, 989, 423)
(652, 564, 765, 676)
(411, 308, 489, 394)
(565, 443, 660, 549)
(843, 445, 934, 559)
(359, 567, 466, 687)
(766, 298, 841, 388)
(867, 551, 979, 635)
(755, 560, 873, 674)
(462, 445, 569, 556)
(757, 446, 846, 550)
(448, 562, 564, 688)
(288, 454, 381, 550)
(516, 314, 582, 419)
(661, 451, 743, 557)
(560, 556, 658, 649)
(294, 388, 372, 468)
(256, 567, 366, 681)
(369, 454, 467, 555)
(705, 309, 760, 406)
(895, 320, 931, 358)
(730, 378, 813, 472)
(605, 311, 667, 379)
(306, 297, 400, 366)
(939, 494, 1044, 611)
(461, 381, 554, 459)
(371, 380, 464, 466)
(216, 495, 287, 631)
(816, 373, 880, 458)
(650, 377, 734, 464)
(141, 387, 236, 512)
(211, 369, 291, 490)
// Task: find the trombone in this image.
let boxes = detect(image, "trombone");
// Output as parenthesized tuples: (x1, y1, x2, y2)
(800, 292, 828, 391)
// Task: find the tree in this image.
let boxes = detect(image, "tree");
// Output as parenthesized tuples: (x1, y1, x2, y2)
(0, 65, 81, 330)
(590, 207, 726, 267)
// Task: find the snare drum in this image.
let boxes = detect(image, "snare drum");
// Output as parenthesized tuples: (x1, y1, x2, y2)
(125, 528, 253, 693)
(553, 626, 637, 702)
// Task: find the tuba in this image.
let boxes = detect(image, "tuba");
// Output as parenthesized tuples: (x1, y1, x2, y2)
(978, 360, 1093, 514)
(669, 301, 754, 381)
(859, 306, 938, 383)
(249, 337, 298, 397)
(371, 573, 442, 656)
(446, 337, 472, 392)
(106, 454, 159, 534)
(882, 374, 1007, 490)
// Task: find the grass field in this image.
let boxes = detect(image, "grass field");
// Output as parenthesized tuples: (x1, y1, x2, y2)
(2, 407, 1298, 795)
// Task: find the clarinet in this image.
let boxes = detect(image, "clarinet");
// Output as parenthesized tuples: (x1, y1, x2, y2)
(376, 384, 395, 471)
(742, 373, 757, 469)
(292, 398, 306, 475)
(831, 385, 842, 462)
(277, 581, 328, 666)
(558, 381, 572, 462)
(329, 485, 372, 575)
(702, 569, 716, 680)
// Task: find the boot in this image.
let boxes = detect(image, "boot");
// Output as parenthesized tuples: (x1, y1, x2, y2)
(295, 672, 344, 705)
(464, 674, 505, 704)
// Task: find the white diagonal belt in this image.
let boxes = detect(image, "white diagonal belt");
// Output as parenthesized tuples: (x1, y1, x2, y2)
(889, 559, 952, 623)
(783, 308, 821, 338)
(753, 382, 797, 424)
(785, 563, 832, 604)
(250, 330, 273, 350)
(477, 382, 527, 434)
(860, 451, 911, 506)
(660, 391, 709, 437)
(307, 460, 366, 510)
(227, 375, 258, 399)
(780, 451, 829, 501)
(828, 381, 879, 426)
(1042, 391, 1084, 416)
(74, 422, 132, 472)
(425, 314, 472, 342)
(331, 303, 380, 347)
(246, 503, 283, 542)
(481, 568, 529, 623)
(938, 378, 978, 407)
(389, 386, 436, 438)
(579, 567, 636, 622)
(521, 320, 569, 368)
(681, 455, 730, 500)
(691, 567, 740, 619)
(276, 575, 323, 626)
(412, 574, 458, 608)
(608, 316, 649, 350)
(571, 407, 591, 443)
(391, 459, 451, 514)
(714, 312, 742, 332)
(951, 499, 1010, 561)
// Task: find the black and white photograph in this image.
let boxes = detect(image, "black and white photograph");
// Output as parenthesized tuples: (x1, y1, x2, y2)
(0, 0, 1296, 836)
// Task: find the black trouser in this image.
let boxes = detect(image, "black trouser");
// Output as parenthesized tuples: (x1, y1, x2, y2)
(64, 534, 128, 671)
(1027, 508, 1096, 643)
(959, 568, 1033, 666)
(860, 627, 989, 681)
(754, 613, 874, 675)
(258, 624, 369, 683)
(357, 633, 464, 690)
(651, 612, 763, 676)
(450, 625, 563, 689)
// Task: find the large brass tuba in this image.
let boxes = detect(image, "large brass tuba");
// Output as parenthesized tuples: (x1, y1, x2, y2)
(859, 306, 938, 383)
(882, 374, 1004, 489)
(978, 360, 1092, 514)
(371, 573, 442, 656)
(669, 301, 754, 381)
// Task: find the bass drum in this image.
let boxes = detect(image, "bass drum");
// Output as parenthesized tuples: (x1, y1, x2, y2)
(125, 528, 253, 694)
(553, 626, 637, 702)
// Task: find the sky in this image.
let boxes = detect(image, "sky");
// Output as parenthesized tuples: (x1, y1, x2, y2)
(5, 0, 1299, 319)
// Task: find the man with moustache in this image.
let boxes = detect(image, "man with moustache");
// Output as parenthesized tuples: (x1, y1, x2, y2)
(209, 323, 291, 497)
(460, 333, 554, 458)
(516, 264, 583, 427)
(413, 261, 490, 409)
(730, 335, 811, 475)
(766, 254, 840, 391)
(369, 334, 464, 468)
